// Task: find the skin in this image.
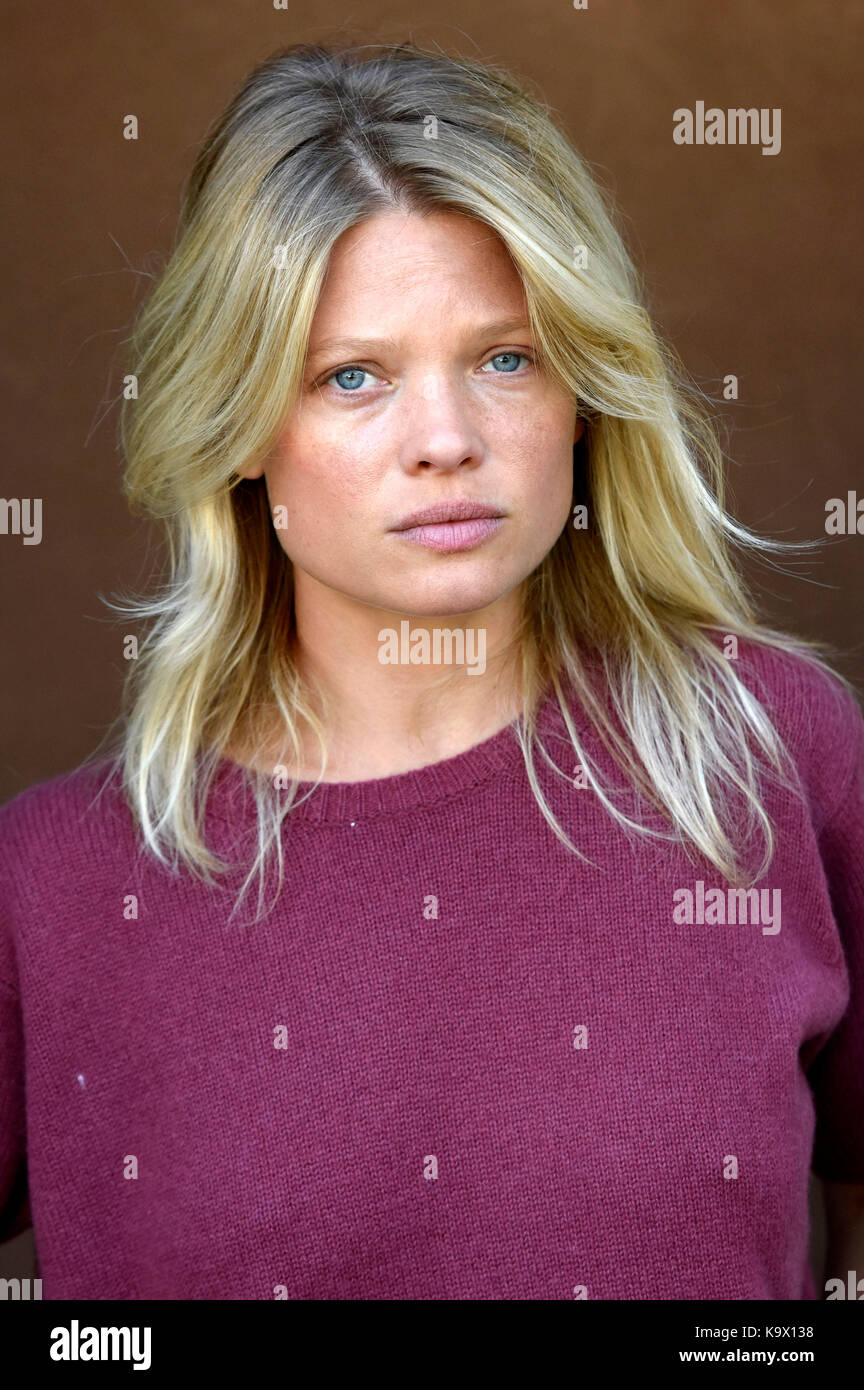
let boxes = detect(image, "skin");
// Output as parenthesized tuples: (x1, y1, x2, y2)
(236, 207, 582, 779)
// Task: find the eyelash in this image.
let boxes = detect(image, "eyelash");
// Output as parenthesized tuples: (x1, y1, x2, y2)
(317, 350, 535, 394)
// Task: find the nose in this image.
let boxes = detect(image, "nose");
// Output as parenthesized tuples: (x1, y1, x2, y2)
(396, 372, 485, 474)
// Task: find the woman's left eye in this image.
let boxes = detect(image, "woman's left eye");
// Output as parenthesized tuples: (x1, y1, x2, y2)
(480, 352, 533, 374)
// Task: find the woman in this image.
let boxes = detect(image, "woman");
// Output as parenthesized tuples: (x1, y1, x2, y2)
(1, 40, 862, 1301)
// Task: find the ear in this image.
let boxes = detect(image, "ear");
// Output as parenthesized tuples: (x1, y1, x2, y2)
(574, 416, 585, 444)
(237, 459, 266, 480)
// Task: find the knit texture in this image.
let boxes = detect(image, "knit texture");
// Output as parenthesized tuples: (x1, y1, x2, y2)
(1, 637, 862, 1300)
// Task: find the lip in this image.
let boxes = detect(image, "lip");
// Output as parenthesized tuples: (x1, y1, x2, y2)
(389, 499, 507, 554)
(390, 498, 507, 531)
(394, 516, 505, 552)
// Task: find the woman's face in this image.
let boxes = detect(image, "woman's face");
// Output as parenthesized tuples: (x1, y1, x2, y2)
(242, 208, 582, 618)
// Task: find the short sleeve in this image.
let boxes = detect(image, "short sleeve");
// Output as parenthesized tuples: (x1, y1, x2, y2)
(808, 696, 864, 1181)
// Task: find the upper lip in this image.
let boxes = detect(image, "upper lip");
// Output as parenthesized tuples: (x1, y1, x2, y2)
(390, 499, 506, 531)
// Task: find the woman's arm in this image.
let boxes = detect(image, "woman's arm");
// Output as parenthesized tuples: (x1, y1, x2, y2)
(822, 1180, 864, 1296)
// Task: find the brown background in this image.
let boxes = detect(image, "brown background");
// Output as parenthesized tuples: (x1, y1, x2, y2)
(1, 0, 860, 1287)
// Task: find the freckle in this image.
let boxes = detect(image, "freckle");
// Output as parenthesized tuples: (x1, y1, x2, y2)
(76, 1074, 86, 1089)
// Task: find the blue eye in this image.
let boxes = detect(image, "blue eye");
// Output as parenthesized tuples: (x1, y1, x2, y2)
(481, 352, 531, 373)
(329, 366, 375, 391)
(320, 351, 532, 395)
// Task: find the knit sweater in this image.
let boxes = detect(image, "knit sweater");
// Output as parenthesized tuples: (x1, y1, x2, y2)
(1, 638, 863, 1301)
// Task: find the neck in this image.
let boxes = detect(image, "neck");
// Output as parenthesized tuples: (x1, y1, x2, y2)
(231, 572, 528, 782)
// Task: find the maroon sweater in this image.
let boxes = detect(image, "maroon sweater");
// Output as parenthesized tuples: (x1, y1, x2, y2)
(1, 638, 862, 1298)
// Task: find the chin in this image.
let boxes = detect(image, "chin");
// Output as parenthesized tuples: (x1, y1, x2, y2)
(383, 576, 517, 618)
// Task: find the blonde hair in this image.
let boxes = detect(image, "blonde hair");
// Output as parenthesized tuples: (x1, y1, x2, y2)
(96, 39, 854, 922)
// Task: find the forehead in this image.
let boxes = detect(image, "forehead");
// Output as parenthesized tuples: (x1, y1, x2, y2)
(308, 209, 527, 347)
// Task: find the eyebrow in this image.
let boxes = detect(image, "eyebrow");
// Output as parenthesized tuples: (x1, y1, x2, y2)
(305, 318, 533, 362)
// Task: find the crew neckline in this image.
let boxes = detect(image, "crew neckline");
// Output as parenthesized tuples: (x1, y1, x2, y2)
(205, 677, 595, 827)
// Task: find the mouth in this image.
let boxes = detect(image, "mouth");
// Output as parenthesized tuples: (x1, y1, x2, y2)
(389, 499, 506, 553)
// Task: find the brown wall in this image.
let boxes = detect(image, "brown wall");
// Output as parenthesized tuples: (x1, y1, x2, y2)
(3, 0, 862, 799)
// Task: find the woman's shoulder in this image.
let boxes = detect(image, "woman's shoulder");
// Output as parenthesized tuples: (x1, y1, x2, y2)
(729, 633, 862, 730)
(0, 754, 129, 872)
(0, 756, 132, 989)
(574, 633, 864, 832)
(723, 633, 864, 830)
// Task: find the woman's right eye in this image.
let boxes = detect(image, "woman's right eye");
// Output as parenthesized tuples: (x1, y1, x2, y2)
(324, 365, 380, 392)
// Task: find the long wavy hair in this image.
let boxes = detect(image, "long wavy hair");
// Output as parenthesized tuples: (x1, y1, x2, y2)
(94, 39, 853, 923)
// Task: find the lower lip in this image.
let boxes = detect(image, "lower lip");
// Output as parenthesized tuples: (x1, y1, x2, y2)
(392, 517, 504, 552)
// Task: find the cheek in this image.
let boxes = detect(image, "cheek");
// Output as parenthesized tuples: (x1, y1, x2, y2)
(531, 464, 576, 543)
(510, 411, 576, 502)
(510, 431, 577, 553)
(266, 430, 370, 537)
